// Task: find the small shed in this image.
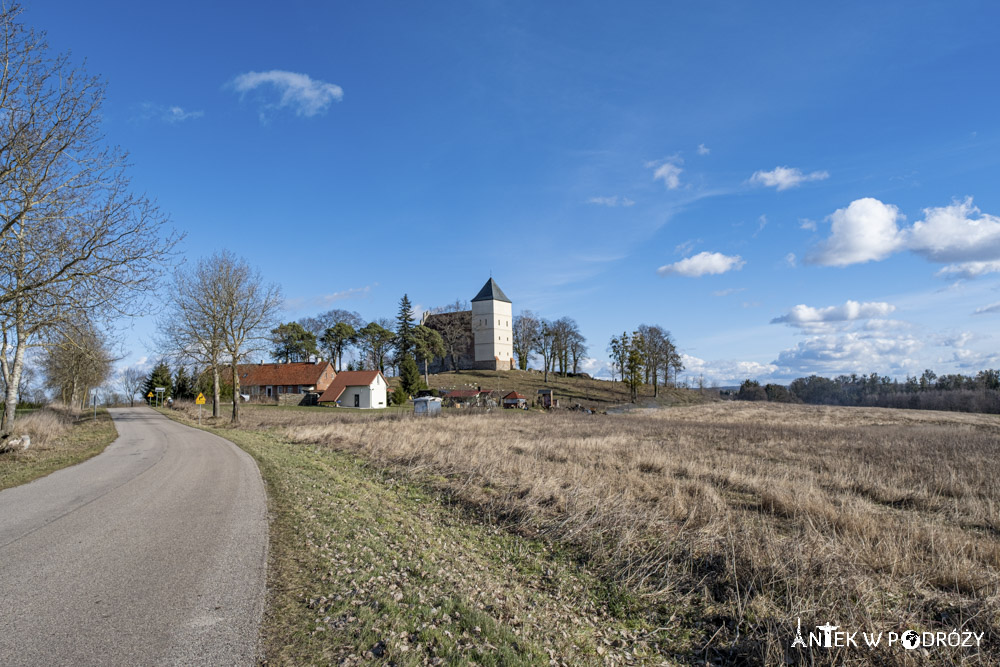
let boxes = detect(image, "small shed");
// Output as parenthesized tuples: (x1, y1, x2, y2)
(537, 388, 557, 408)
(503, 391, 527, 409)
(413, 396, 442, 416)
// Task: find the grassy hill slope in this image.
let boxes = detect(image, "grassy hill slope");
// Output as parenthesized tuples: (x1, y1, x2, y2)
(391, 368, 705, 409)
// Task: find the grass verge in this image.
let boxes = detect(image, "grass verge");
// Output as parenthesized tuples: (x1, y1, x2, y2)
(166, 410, 688, 665)
(0, 407, 118, 492)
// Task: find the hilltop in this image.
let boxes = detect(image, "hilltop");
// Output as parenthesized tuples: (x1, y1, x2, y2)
(390, 368, 705, 409)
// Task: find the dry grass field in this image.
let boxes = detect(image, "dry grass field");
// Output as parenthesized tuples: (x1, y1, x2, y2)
(175, 400, 1000, 664)
(0, 406, 117, 491)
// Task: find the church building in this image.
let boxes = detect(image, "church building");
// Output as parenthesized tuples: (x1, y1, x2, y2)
(421, 278, 515, 372)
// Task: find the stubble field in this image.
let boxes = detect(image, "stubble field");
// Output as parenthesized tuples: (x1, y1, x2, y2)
(176, 400, 1000, 664)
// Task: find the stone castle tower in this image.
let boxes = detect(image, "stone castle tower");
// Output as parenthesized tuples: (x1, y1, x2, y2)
(471, 278, 513, 371)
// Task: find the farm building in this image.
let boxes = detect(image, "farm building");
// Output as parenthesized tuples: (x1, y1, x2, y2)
(503, 391, 527, 409)
(318, 370, 389, 409)
(238, 361, 335, 400)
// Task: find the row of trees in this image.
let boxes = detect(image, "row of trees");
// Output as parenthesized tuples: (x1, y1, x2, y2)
(608, 326, 683, 401)
(289, 296, 447, 386)
(158, 251, 282, 424)
(0, 5, 177, 446)
(511, 313, 589, 380)
(737, 369, 1000, 414)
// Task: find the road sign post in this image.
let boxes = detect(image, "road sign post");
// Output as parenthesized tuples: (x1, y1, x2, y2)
(196, 393, 206, 424)
(147, 391, 154, 406)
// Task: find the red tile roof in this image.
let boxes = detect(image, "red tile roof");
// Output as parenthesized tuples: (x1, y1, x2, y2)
(504, 391, 526, 400)
(318, 370, 386, 403)
(238, 362, 334, 388)
(444, 389, 481, 398)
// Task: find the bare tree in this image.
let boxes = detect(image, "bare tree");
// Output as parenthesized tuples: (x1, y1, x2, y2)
(118, 367, 145, 408)
(426, 300, 470, 372)
(215, 252, 282, 424)
(533, 320, 555, 383)
(41, 321, 113, 410)
(512, 310, 539, 370)
(0, 5, 177, 442)
(158, 257, 230, 417)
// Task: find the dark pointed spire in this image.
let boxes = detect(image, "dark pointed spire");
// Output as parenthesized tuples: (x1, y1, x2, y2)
(471, 278, 511, 303)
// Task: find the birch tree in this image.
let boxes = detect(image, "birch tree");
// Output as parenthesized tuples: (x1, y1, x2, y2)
(0, 5, 177, 444)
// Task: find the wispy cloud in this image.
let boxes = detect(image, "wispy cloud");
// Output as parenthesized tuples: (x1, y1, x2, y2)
(750, 165, 829, 191)
(973, 301, 1000, 315)
(712, 287, 746, 297)
(697, 143, 710, 156)
(230, 69, 343, 119)
(284, 285, 372, 311)
(587, 195, 635, 207)
(658, 251, 745, 277)
(135, 102, 204, 123)
(647, 157, 683, 190)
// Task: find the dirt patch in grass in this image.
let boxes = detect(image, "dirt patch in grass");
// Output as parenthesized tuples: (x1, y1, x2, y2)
(0, 407, 118, 491)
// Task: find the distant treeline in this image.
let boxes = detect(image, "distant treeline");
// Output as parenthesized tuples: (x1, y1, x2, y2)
(736, 369, 1000, 414)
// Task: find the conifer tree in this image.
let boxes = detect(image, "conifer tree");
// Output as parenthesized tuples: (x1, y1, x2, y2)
(399, 354, 423, 396)
(173, 366, 195, 400)
(143, 361, 173, 402)
(395, 294, 416, 357)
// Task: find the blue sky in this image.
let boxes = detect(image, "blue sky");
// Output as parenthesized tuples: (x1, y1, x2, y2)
(32, 0, 1000, 384)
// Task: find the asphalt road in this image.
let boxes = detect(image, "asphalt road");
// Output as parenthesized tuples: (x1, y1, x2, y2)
(0, 407, 268, 666)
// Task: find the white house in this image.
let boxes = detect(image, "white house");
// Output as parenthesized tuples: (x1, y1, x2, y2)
(317, 370, 388, 409)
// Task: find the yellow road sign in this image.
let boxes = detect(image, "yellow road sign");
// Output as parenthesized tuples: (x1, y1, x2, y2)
(147, 391, 154, 398)
(195, 393, 206, 405)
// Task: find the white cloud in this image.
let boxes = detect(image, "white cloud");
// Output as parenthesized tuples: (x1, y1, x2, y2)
(681, 354, 779, 385)
(230, 69, 343, 117)
(906, 198, 1000, 263)
(136, 102, 204, 123)
(650, 159, 683, 189)
(785, 252, 797, 267)
(935, 260, 1000, 278)
(697, 143, 711, 155)
(773, 331, 922, 377)
(749, 166, 829, 191)
(771, 300, 895, 327)
(973, 301, 1000, 315)
(657, 251, 745, 277)
(810, 197, 1000, 274)
(587, 195, 635, 207)
(810, 198, 904, 266)
(799, 218, 817, 231)
(712, 287, 746, 297)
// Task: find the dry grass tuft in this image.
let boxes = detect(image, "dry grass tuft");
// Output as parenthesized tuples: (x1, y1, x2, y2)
(179, 401, 1000, 664)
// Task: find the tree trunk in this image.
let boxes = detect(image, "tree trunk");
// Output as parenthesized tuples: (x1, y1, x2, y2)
(0, 339, 26, 439)
(231, 362, 240, 424)
(212, 364, 220, 418)
(423, 358, 429, 386)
